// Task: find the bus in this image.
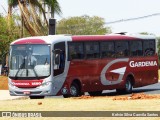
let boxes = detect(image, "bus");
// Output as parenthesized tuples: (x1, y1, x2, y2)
(8, 33, 158, 99)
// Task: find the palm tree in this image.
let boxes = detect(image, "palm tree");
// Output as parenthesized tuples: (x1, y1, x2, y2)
(8, 0, 18, 17)
(7, 0, 18, 31)
(43, 0, 62, 18)
(17, 0, 48, 36)
(7, 0, 62, 36)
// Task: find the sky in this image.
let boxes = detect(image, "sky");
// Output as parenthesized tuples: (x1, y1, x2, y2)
(1, 0, 160, 36)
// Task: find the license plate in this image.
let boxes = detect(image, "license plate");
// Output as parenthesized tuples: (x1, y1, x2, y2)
(23, 91, 30, 95)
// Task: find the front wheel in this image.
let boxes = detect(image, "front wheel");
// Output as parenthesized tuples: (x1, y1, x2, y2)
(63, 83, 80, 98)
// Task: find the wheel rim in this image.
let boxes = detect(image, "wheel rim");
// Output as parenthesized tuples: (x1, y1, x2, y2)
(126, 80, 131, 91)
(70, 86, 77, 96)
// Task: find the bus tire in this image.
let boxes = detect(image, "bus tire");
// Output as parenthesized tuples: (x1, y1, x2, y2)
(63, 83, 80, 98)
(70, 83, 80, 97)
(29, 96, 45, 99)
(125, 77, 133, 93)
(116, 77, 133, 94)
(88, 91, 102, 96)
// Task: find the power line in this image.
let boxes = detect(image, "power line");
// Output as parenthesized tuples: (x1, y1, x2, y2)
(57, 12, 160, 30)
(105, 13, 160, 24)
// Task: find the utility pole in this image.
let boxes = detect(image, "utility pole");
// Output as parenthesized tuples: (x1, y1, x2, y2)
(49, 19, 56, 35)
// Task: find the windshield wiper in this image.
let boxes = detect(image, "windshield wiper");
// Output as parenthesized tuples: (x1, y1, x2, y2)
(15, 58, 25, 79)
(32, 68, 39, 80)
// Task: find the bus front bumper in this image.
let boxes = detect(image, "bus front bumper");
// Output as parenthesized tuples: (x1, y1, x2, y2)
(9, 84, 56, 96)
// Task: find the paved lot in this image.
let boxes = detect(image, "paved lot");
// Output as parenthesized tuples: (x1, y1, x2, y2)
(0, 90, 25, 100)
(1, 83, 160, 100)
(101, 82, 160, 96)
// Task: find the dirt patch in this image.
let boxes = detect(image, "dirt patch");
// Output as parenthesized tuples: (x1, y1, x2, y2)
(73, 95, 94, 99)
(38, 102, 42, 105)
(113, 93, 160, 100)
(73, 93, 160, 100)
(0, 76, 8, 90)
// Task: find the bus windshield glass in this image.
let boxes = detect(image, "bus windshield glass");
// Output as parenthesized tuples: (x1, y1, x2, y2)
(9, 44, 51, 79)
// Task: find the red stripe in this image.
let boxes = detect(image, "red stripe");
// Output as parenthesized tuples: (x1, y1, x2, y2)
(14, 39, 46, 44)
(11, 80, 43, 88)
(72, 35, 140, 41)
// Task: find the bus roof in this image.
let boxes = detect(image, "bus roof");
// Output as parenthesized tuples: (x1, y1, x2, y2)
(11, 34, 156, 45)
(72, 34, 156, 41)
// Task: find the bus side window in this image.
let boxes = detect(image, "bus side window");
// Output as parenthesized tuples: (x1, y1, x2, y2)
(85, 42, 100, 59)
(53, 42, 65, 76)
(115, 41, 129, 58)
(100, 41, 115, 58)
(130, 41, 143, 56)
(68, 42, 84, 60)
(143, 40, 155, 56)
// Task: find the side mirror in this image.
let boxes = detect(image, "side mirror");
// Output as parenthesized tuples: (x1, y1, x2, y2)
(55, 53, 60, 65)
(54, 49, 61, 65)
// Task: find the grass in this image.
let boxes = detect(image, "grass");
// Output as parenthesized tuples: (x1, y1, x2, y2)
(0, 97, 160, 120)
(1, 97, 160, 111)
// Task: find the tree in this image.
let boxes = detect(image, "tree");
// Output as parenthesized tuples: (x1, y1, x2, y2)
(140, 32, 154, 35)
(56, 15, 111, 35)
(44, 0, 62, 18)
(7, 0, 47, 36)
(7, 0, 62, 36)
(0, 14, 19, 65)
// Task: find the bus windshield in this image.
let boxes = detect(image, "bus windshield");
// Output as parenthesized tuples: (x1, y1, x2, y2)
(9, 44, 51, 79)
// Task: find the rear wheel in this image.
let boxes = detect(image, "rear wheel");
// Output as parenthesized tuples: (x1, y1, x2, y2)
(63, 83, 80, 98)
(29, 96, 45, 99)
(88, 91, 102, 96)
(116, 77, 133, 94)
(125, 78, 133, 93)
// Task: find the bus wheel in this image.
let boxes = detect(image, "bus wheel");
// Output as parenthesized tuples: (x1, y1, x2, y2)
(88, 91, 102, 96)
(69, 83, 80, 97)
(116, 77, 133, 94)
(63, 83, 82, 98)
(29, 96, 45, 99)
(125, 78, 133, 93)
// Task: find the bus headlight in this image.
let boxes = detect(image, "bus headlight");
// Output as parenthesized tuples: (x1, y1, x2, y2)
(8, 82, 16, 88)
(37, 82, 52, 88)
(8, 83, 13, 87)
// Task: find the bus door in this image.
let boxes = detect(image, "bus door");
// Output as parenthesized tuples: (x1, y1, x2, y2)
(53, 42, 66, 76)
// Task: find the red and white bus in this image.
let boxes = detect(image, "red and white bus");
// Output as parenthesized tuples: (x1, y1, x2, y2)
(8, 33, 158, 98)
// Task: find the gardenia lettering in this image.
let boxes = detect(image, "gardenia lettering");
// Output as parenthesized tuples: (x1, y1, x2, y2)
(129, 61, 157, 67)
